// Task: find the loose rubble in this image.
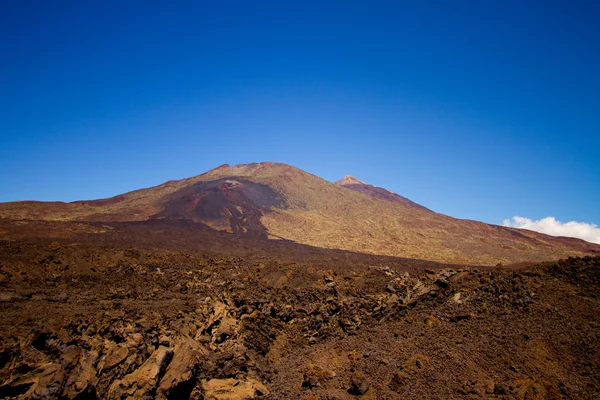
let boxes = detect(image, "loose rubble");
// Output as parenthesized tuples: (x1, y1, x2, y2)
(0, 240, 599, 399)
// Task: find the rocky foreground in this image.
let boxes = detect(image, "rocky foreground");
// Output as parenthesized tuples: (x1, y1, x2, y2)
(0, 240, 599, 399)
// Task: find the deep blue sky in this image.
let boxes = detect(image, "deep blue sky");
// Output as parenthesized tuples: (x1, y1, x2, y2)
(1, 0, 598, 226)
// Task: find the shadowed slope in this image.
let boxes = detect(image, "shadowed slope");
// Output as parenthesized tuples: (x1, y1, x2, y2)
(150, 178, 286, 237)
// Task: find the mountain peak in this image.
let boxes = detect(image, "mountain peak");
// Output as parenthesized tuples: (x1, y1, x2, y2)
(336, 175, 365, 185)
(335, 174, 431, 212)
(2, 161, 599, 265)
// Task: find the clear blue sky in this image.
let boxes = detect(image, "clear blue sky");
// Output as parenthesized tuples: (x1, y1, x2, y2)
(1, 0, 598, 227)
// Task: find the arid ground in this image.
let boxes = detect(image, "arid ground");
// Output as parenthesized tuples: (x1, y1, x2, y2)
(0, 218, 599, 399)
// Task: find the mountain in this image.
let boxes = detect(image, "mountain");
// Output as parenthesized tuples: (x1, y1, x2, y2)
(1, 162, 598, 265)
(335, 175, 431, 211)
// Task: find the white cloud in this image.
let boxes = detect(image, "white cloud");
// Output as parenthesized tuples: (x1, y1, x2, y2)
(502, 216, 600, 244)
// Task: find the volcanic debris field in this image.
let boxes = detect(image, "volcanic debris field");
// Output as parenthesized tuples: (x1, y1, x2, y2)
(0, 232, 599, 399)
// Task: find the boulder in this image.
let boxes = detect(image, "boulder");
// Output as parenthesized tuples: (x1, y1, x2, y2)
(63, 349, 98, 399)
(389, 370, 410, 392)
(494, 382, 509, 395)
(302, 364, 336, 388)
(213, 314, 238, 344)
(201, 377, 269, 400)
(401, 353, 430, 374)
(107, 346, 173, 399)
(349, 371, 369, 395)
(424, 315, 440, 328)
(99, 340, 129, 371)
(156, 336, 208, 399)
(195, 300, 239, 344)
(29, 363, 65, 399)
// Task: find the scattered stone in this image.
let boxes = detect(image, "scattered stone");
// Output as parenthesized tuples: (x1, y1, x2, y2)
(302, 364, 336, 388)
(99, 340, 129, 371)
(107, 346, 173, 399)
(449, 272, 469, 283)
(386, 281, 397, 293)
(213, 313, 238, 344)
(450, 292, 463, 304)
(451, 313, 474, 323)
(156, 336, 208, 399)
(21, 363, 63, 399)
(512, 378, 547, 400)
(349, 371, 369, 395)
(424, 315, 440, 328)
(494, 382, 509, 395)
(201, 377, 269, 400)
(458, 385, 471, 395)
(62, 349, 98, 399)
(435, 278, 449, 288)
(158, 335, 173, 347)
(389, 371, 410, 392)
(0, 291, 18, 302)
(386, 294, 399, 305)
(403, 354, 430, 373)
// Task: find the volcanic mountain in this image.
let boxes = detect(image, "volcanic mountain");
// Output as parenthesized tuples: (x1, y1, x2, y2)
(1, 162, 598, 265)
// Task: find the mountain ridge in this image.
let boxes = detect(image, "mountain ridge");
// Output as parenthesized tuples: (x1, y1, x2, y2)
(335, 174, 431, 211)
(1, 161, 598, 265)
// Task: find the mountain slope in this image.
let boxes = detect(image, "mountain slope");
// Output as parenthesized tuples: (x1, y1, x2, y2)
(1, 162, 598, 265)
(336, 175, 430, 211)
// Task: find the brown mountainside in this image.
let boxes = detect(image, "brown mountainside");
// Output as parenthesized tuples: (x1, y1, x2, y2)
(335, 175, 431, 211)
(1, 162, 598, 265)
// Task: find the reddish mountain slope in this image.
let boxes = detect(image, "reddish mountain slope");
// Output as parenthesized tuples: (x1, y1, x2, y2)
(151, 178, 286, 237)
(336, 175, 430, 211)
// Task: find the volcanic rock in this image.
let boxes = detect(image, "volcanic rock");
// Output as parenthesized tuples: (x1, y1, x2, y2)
(107, 346, 173, 399)
(201, 377, 269, 400)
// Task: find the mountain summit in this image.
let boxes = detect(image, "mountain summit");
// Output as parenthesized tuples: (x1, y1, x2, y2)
(335, 175, 364, 185)
(1, 162, 598, 265)
(335, 175, 430, 211)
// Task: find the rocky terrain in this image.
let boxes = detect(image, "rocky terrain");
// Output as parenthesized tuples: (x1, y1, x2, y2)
(0, 228, 599, 399)
(1, 162, 598, 265)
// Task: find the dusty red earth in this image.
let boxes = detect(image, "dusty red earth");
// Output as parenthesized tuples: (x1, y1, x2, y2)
(0, 217, 599, 399)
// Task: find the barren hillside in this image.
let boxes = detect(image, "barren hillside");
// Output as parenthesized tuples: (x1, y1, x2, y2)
(1, 162, 598, 265)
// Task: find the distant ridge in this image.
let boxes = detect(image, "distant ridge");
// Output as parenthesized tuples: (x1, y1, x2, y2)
(335, 174, 430, 211)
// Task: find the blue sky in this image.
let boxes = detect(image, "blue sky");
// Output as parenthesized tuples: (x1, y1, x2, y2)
(1, 0, 599, 229)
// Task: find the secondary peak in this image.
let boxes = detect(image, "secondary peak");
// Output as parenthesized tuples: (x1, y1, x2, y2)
(336, 175, 365, 185)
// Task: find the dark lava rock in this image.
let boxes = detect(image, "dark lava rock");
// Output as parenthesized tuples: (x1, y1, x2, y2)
(349, 371, 369, 395)
(494, 382, 509, 395)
